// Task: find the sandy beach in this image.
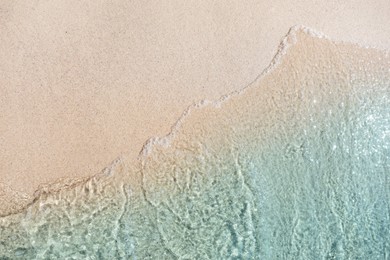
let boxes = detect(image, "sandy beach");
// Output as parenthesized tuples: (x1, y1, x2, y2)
(1, 0, 389, 216)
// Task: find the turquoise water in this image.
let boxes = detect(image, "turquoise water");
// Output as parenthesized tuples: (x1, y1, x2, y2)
(0, 29, 389, 259)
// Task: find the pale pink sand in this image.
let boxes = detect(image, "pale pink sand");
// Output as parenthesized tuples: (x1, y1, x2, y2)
(0, 0, 389, 215)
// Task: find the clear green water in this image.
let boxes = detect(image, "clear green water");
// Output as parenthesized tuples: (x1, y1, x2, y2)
(1, 29, 389, 259)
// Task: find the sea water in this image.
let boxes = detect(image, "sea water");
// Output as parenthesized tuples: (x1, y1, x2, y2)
(0, 27, 389, 259)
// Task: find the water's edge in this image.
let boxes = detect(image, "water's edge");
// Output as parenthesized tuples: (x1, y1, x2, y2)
(1, 25, 387, 218)
(0, 25, 389, 259)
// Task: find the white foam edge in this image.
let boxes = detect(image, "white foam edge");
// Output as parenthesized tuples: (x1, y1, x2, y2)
(137, 25, 389, 159)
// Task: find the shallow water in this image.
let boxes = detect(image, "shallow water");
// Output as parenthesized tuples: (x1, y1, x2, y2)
(1, 28, 389, 259)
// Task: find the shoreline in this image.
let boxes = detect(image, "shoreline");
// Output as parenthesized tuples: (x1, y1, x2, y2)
(1, 26, 389, 217)
(1, 0, 389, 218)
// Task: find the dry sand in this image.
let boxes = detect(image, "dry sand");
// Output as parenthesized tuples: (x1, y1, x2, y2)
(0, 0, 389, 214)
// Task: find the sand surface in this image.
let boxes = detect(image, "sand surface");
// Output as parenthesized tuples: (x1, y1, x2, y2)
(1, 0, 389, 214)
(1, 29, 389, 258)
